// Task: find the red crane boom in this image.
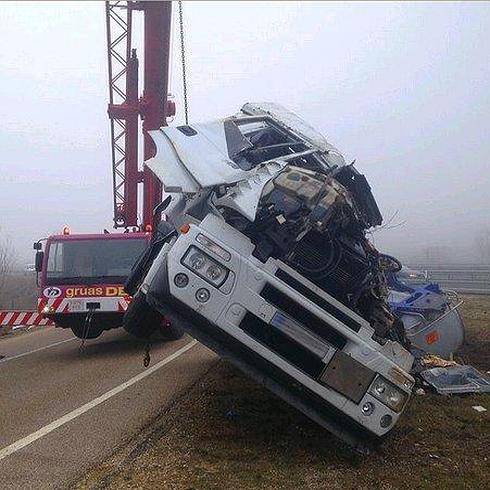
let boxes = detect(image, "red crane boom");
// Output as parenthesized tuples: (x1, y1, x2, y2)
(106, 0, 175, 230)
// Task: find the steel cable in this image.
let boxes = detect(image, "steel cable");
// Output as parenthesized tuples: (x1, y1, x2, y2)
(178, 0, 189, 124)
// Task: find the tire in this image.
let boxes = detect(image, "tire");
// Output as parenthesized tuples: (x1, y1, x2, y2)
(70, 324, 103, 339)
(157, 320, 184, 340)
(123, 291, 163, 339)
(124, 291, 183, 341)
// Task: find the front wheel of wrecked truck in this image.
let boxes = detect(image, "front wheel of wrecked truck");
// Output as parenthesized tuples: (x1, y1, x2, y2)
(123, 291, 162, 339)
(157, 319, 184, 340)
(124, 292, 184, 341)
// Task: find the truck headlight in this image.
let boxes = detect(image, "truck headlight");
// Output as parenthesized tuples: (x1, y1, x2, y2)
(188, 251, 206, 270)
(182, 246, 229, 288)
(369, 376, 408, 413)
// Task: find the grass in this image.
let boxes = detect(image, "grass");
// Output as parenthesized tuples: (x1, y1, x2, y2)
(75, 295, 490, 489)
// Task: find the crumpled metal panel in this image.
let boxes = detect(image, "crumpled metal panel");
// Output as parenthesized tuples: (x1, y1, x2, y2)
(146, 129, 200, 193)
(213, 160, 285, 221)
(146, 122, 250, 191)
(146, 103, 347, 199)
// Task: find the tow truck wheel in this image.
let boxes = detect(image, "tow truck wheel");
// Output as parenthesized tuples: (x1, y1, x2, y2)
(70, 325, 103, 340)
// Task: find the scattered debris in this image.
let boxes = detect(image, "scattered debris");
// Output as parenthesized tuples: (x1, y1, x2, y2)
(421, 354, 457, 369)
(388, 274, 465, 358)
(420, 365, 490, 395)
(415, 388, 426, 396)
(472, 405, 487, 413)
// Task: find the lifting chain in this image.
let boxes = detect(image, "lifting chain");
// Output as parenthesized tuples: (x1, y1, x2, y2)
(78, 310, 94, 355)
(178, 0, 189, 125)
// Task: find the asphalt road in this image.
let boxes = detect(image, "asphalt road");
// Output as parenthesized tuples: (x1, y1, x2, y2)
(0, 326, 217, 489)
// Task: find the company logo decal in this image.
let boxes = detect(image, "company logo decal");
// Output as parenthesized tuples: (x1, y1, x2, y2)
(43, 287, 62, 298)
(65, 286, 126, 298)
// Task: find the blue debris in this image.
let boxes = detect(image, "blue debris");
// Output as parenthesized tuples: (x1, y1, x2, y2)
(387, 269, 465, 358)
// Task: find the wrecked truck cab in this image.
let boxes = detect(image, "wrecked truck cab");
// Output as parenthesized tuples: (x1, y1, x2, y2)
(143, 216, 414, 446)
(124, 103, 415, 451)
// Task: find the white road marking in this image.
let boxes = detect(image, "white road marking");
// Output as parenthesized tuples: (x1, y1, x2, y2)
(0, 337, 77, 365)
(0, 339, 198, 461)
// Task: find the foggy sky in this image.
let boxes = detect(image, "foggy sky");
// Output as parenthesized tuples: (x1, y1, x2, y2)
(1, 1, 489, 265)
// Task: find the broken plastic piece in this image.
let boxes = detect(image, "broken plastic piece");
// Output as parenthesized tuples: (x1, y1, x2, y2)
(421, 354, 457, 369)
(472, 405, 487, 413)
(420, 365, 490, 394)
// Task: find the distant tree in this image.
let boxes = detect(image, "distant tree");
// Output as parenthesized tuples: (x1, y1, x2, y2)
(476, 227, 490, 264)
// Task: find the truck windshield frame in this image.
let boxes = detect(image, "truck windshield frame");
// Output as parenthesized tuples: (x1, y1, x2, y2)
(45, 238, 148, 286)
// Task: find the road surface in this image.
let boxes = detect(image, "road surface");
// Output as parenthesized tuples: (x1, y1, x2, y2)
(0, 326, 216, 489)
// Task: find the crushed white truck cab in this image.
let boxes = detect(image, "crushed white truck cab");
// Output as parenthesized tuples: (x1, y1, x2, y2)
(124, 103, 415, 452)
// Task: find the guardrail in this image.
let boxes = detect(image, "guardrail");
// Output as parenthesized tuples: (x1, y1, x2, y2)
(406, 265, 490, 295)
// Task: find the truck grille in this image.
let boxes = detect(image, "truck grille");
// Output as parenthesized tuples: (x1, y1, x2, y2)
(260, 284, 347, 349)
(275, 269, 362, 333)
(239, 312, 324, 378)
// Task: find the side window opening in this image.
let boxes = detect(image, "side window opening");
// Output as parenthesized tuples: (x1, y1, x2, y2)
(286, 153, 325, 172)
(226, 119, 309, 169)
(47, 242, 64, 276)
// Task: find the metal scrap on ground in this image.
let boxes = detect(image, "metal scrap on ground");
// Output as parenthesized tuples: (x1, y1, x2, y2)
(421, 365, 490, 395)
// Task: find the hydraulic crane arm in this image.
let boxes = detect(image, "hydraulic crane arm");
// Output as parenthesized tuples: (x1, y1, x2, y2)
(106, 0, 175, 230)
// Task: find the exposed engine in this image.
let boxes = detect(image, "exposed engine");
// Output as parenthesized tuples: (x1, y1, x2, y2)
(221, 163, 394, 340)
(139, 102, 403, 343)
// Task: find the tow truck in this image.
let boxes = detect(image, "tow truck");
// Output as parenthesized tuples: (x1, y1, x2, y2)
(34, 229, 150, 338)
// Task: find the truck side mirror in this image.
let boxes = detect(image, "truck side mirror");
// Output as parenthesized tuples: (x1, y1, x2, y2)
(35, 251, 44, 272)
(33, 242, 42, 250)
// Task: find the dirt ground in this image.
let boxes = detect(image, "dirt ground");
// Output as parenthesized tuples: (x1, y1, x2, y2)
(75, 295, 490, 490)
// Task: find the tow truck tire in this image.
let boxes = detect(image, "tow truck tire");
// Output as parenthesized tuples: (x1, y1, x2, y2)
(70, 325, 103, 340)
